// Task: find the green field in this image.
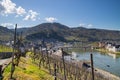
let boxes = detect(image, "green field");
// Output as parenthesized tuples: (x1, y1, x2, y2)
(0, 45, 13, 52)
(3, 52, 54, 80)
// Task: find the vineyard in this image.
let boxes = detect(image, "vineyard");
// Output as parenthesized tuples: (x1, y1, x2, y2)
(0, 46, 108, 80)
(2, 53, 54, 80)
(0, 24, 120, 80)
(28, 49, 107, 80)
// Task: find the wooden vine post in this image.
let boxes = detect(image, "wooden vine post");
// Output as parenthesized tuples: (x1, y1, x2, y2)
(90, 53, 94, 80)
(54, 63, 57, 80)
(39, 45, 42, 69)
(0, 65, 3, 80)
(61, 48, 66, 80)
(19, 31, 24, 57)
(47, 50, 51, 73)
(10, 24, 17, 79)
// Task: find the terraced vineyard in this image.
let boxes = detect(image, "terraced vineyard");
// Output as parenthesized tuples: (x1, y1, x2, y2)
(2, 52, 54, 80)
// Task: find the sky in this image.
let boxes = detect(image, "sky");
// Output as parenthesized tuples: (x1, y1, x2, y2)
(0, 0, 120, 30)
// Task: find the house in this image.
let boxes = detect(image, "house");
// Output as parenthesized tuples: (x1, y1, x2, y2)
(5, 41, 14, 47)
(106, 42, 113, 50)
(115, 45, 120, 52)
(98, 42, 106, 48)
(24, 42, 34, 52)
(106, 43, 120, 52)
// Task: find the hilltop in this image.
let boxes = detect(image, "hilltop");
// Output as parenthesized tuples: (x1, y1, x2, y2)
(24, 23, 70, 42)
(1, 23, 120, 42)
(23, 23, 120, 42)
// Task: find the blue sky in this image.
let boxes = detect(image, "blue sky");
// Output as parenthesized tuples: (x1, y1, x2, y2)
(0, 0, 120, 30)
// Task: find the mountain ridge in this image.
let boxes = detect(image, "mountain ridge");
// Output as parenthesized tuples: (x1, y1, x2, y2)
(23, 23, 120, 42)
(0, 23, 120, 42)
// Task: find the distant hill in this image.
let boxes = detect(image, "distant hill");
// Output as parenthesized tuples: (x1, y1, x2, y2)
(0, 26, 13, 42)
(23, 23, 120, 42)
(1, 23, 120, 42)
(24, 23, 70, 41)
(70, 27, 120, 42)
(11, 28, 28, 33)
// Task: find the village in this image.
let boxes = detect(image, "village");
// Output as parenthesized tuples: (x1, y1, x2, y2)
(0, 26, 120, 80)
(98, 42, 120, 53)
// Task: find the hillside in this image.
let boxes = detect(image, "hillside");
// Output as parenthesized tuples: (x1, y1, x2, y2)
(1, 23, 120, 42)
(71, 27, 120, 42)
(0, 26, 13, 42)
(23, 23, 120, 42)
(24, 23, 70, 42)
(3, 53, 54, 80)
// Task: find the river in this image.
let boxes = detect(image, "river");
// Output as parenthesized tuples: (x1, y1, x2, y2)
(65, 51, 120, 77)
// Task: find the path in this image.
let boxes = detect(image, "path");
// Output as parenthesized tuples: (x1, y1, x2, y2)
(0, 58, 12, 71)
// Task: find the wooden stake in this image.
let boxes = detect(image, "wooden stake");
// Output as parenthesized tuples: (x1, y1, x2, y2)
(47, 50, 51, 73)
(0, 65, 2, 80)
(10, 24, 17, 79)
(90, 53, 94, 80)
(54, 63, 57, 80)
(62, 48, 66, 80)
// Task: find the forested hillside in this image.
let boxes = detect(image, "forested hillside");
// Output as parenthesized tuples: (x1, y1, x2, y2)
(1, 23, 120, 42)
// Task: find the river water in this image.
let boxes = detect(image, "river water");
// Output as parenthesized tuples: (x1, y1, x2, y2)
(66, 51, 120, 77)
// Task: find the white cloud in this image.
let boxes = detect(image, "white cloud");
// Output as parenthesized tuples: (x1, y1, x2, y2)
(0, 23, 14, 28)
(79, 23, 93, 28)
(45, 17, 57, 23)
(2, 0, 15, 13)
(0, 2, 5, 14)
(23, 14, 30, 20)
(0, 23, 28, 29)
(16, 6, 26, 16)
(79, 23, 85, 27)
(23, 10, 38, 21)
(0, 0, 26, 16)
(87, 24, 93, 28)
(0, 0, 26, 15)
(0, 0, 16, 15)
(0, 0, 39, 21)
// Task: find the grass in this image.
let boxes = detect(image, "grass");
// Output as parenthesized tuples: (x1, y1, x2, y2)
(95, 48, 108, 53)
(0, 45, 13, 52)
(115, 52, 120, 55)
(3, 53, 54, 80)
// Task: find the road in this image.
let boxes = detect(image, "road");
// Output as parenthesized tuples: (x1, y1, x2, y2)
(0, 58, 12, 65)
(0, 58, 12, 71)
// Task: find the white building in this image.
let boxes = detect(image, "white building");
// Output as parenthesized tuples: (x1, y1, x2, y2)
(106, 43, 120, 52)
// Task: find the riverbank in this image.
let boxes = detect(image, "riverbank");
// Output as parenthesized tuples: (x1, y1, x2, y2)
(94, 68, 120, 80)
(64, 53, 120, 80)
(70, 57, 120, 80)
(70, 51, 120, 78)
(95, 48, 120, 55)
